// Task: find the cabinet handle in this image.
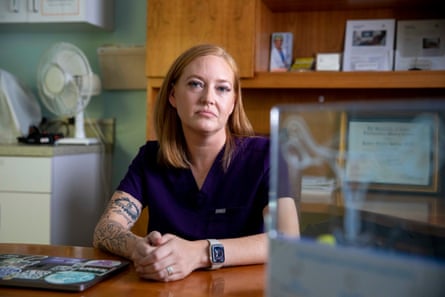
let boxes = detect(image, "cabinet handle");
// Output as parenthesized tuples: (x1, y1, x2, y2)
(28, 0, 39, 13)
(10, 0, 19, 12)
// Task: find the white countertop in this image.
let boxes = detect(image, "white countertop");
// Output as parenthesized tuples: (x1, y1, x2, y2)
(0, 143, 105, 157)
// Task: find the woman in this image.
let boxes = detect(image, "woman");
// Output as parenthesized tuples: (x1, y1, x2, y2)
(93, 44, 299, 282)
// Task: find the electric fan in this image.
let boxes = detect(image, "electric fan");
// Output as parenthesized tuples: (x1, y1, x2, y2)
(37, 42, 101, 145)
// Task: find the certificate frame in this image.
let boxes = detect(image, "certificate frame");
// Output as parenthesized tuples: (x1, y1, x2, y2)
(339, 112, 441, 193)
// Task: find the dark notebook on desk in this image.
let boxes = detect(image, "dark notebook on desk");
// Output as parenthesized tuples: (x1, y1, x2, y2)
(0, 253, 130, 292)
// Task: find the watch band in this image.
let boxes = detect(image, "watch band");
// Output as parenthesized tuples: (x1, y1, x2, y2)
(208, 239, 220, 246)
(207, 239, 224, 270)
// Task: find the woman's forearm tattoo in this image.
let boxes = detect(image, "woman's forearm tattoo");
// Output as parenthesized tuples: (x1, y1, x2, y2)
(112, 197, 141, 226)
(108, 192, 141, 227)
(95, 220, 136, 257)
(94, 192, 142, 258)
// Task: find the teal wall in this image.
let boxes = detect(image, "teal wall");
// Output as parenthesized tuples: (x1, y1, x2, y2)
(0, 1, 147, 189)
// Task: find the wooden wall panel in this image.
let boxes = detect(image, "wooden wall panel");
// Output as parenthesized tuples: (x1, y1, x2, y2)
(146, 0, 256, 78)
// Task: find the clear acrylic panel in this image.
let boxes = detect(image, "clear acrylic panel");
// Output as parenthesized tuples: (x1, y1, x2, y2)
(267, 100, 445, 297)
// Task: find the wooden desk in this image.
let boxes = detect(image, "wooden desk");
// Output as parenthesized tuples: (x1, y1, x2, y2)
(0, 244, 266, 297)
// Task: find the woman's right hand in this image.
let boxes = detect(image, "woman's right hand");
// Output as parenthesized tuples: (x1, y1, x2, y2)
(131, 231, 161, 263)
(132, 231, 207, 282)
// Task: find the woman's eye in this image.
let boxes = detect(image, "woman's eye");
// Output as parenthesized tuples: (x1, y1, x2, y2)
(217, 86, 231, 93)
(188, 80, 203, 88)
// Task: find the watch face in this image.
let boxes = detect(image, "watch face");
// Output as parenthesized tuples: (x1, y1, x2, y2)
(211, 245, 225, 263)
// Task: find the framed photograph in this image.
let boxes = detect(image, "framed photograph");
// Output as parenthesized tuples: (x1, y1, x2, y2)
(395, 19, 445, 70)
(342, 19, 396, 71)
(339, 112, 440, 193)
(269, 32, 293, 72)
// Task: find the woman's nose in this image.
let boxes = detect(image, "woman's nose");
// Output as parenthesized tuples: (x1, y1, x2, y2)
(200, 87, 215, 105)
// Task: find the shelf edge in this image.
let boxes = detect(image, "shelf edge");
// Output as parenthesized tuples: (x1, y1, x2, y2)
(241, 71, 445, 89)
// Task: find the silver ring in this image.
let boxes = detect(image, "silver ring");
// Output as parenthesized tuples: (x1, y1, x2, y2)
(166, 266, 174, 276)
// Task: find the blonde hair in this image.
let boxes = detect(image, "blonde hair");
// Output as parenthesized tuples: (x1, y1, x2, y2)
(154, 44, 254, 169)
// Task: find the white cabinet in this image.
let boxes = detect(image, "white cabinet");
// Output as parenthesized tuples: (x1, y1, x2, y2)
(0, 0, 113, 30)
(0, 0, 27, 22)
(0, 148, 109, 247)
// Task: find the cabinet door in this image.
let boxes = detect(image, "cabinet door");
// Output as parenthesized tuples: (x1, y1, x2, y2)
(146, 0, 256, 78)
(27, 0, 86, 22)
(0, 0, 115, 30)
(0, 156, 51, 193)
(0, 192, 50, 244)
(0, 0, 27, 22)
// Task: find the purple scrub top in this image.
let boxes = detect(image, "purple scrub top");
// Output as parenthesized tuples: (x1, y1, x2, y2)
(117, 137, 270, 240)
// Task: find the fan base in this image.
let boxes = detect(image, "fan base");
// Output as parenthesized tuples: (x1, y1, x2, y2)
(55, 137, 99, 145)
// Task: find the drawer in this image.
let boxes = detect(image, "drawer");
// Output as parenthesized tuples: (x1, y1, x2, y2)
(0, 157, 51, 192)
(0, 192, 51, 244)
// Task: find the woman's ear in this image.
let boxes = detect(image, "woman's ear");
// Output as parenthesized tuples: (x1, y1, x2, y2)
(229, 95, 236, 114)
(168, 87, 177, 108)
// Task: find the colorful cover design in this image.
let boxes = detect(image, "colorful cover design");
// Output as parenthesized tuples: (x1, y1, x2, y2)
(0, 254, 129, 292)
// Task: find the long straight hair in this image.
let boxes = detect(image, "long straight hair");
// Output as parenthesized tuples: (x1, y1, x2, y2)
(154, 44, 254, 169)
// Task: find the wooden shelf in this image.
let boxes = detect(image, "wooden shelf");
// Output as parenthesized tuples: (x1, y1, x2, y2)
(241, 71, 445, 89)
(262, 0, 443, 12)
(150, 71, 445, 90)
(145, 0, 445, 140)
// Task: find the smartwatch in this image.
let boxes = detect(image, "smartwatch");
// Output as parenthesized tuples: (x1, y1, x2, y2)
(207, 239, 225, 269)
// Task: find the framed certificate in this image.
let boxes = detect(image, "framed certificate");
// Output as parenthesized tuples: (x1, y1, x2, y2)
(340, 112, 440, 193)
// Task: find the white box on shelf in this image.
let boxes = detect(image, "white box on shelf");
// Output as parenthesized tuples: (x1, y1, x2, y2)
(316, 53, 342, 71)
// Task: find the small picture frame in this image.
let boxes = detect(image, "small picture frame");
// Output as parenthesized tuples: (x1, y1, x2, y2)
(339, 112, 441, 193)
(269, 32, 293, 72)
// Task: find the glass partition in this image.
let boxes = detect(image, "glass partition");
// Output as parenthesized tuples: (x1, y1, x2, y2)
(267, 100, 445, 297)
